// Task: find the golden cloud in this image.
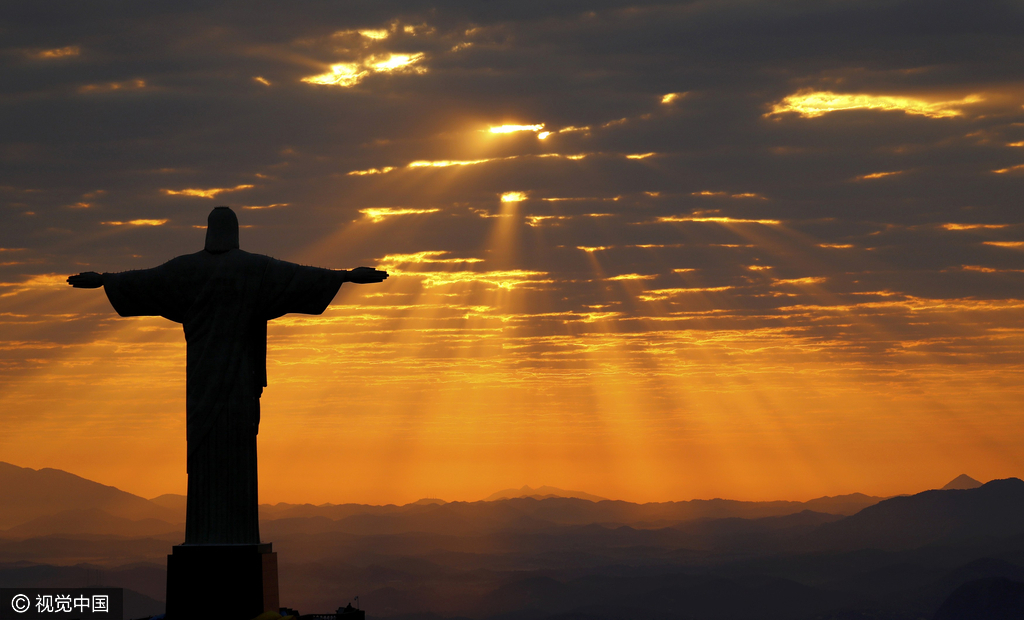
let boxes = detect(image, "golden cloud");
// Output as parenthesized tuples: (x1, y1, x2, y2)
(692, 191, 766, 199)
(768, 90, 983, 119)
(855, 171, 904, 180)
(639, 286, 734, 301)
(302, 53, 426, 88)
(992, 163, 1024, 174)
(100, 219, 168, 226)
(488, 124, 544, 134)
(377, 251, 483, 265)
(390, 268, 551, 289)
(360, 207, 440, 222)
(32, 46, 80, 59)
(658, 215, 780, 225)
(500, 191, 528, 203)
(943, 223, 1008, 230)
(347, 167, 396, 176)
(161, 184, 254, 198)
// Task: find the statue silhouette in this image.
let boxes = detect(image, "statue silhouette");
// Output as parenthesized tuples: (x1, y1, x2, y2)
(68, 206, 388, 545)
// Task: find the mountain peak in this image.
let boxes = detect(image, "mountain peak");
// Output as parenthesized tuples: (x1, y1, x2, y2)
(941, 474, 983, 490)
(483, 485, 607, 502)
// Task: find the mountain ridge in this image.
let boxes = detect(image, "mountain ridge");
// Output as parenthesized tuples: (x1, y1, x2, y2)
(483, 485, 608, 502)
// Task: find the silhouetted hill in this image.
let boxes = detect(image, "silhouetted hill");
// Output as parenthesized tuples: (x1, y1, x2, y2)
(252, 495, 881, 539)
(0, 462, 179, 528)
(816, 478, 1024, 551)
(484, 485, 608, 502)
(2, 509, 180, 539)
(942, 475, 983, 490)
(0, 561, 164, 618)
(803, 493, 887, 516)
(934, 577, 1024, 620)
(148, 493, 187, 521)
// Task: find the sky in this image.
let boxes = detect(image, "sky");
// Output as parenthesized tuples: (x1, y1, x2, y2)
(2, 0, 1024, 505)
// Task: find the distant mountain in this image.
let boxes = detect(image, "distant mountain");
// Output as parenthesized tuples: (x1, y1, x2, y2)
(484, 485, 608, 502)
(803, 492, 885, 516)
(934, 578, 1024, 620)
(816, 478, 1024, 551)
(149, 493, 187, 523)
(3, 509, 180, 539)
(0, 462, 179, 529)
(942, 474, 983, 490)
(0, 462, 886, 541)
(411, 498, 446, 505)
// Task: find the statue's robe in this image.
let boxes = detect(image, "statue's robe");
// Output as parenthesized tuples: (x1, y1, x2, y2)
(103, 249, 345, 544)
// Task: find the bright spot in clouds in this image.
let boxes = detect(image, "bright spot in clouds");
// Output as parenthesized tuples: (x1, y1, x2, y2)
(347, 167, 395, 176)
(359, 29, 389, 39)
(101, 219, 168, 226)
(500, 191, 528, 203)
(302, 63, 366, 87)
(658, 215, 781, 225)
(692, 191, 766, 199)
(369, 53, 425, 72)
(302, 53, 426, 88)
(943, 223, 1008, 230)
(488, 124, 545, 134)
(408, 159, 492, 168)
(768, 90, 983, 119)
(253, 76, 271, 86)
(661, 93, 682, 104)
(360, 207, 440, 222)
(626, 153, 657, 160)
(161, 184, 254, 198)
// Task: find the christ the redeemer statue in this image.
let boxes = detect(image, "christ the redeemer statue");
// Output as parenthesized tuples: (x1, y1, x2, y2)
(68, 206, 387, 546)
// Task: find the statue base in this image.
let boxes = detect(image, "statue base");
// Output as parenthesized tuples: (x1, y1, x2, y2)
(165, 543, 279, 620)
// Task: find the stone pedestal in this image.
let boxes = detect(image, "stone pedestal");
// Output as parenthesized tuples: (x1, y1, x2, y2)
(165, 543, 279, 620)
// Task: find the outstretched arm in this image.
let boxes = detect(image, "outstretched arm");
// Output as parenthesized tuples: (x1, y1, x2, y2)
(343, 266, 389, 284)
(67, 271, 104, 288)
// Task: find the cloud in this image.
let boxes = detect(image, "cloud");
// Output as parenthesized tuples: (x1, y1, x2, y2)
(768, 91, 984, 119)
(302, 53, 427, 87)
(101, 219, 168, 226)
(30, 46, 80, 59)
(360, 207, 440, 222)
(161, 185, 254, 198)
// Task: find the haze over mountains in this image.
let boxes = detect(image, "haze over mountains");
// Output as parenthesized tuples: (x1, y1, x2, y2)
(2, 462, 1023, 619)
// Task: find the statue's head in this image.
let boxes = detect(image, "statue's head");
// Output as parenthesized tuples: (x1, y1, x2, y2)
(205, 206, 239, 253)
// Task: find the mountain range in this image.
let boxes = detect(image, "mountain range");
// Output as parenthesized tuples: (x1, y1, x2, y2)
(1, 462, 1021, 620)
